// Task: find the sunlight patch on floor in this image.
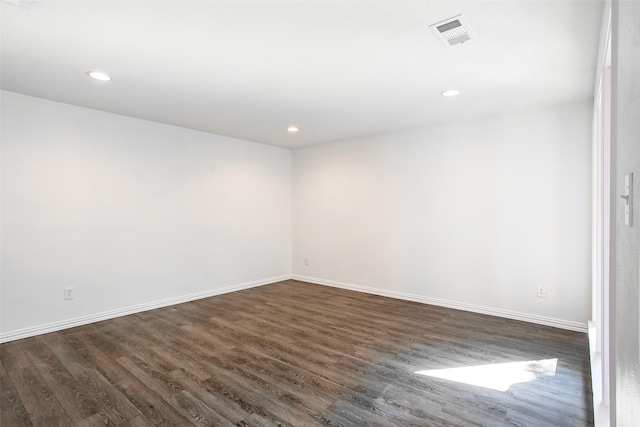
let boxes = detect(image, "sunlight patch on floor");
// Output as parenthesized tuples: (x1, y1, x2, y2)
(414, 358, 558, 392)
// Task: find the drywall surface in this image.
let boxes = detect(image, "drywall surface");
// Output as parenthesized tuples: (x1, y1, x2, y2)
(293, 101, 592, 325)
(1, 91, 291, 336)
(610, 0, 640, 424)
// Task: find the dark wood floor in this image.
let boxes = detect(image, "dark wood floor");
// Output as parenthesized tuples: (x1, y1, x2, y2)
(1, 280, 593, 426)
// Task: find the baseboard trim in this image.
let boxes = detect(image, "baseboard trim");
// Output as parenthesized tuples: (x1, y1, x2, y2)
(0, 274, 292, 343)
(291, 274, 588, 333)
(2, 274, 587, 343)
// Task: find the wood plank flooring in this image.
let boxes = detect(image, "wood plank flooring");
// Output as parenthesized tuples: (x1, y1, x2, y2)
(0, 280, 593, 426)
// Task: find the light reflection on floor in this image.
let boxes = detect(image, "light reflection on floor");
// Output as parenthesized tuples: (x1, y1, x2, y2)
(414, 358, 558, 392)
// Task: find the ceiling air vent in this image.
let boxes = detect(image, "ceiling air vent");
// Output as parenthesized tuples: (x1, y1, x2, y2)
(430, 14, 475, 47)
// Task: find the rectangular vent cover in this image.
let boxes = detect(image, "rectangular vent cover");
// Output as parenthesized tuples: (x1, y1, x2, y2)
(430, 14, 475, 47)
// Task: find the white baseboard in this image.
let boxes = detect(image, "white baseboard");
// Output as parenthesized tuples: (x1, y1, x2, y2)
(291, 274, 588, 333)
(2, 274, 587, 343)
(0, 274, 291, 343)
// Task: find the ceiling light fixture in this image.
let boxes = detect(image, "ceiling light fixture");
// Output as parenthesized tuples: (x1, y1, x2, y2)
(87, 71, 111, 81)
(441, 89, 460, 97)
(287, 126, 299, 133)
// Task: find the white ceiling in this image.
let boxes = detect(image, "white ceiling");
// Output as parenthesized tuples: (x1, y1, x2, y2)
(1, 0, 603, 148)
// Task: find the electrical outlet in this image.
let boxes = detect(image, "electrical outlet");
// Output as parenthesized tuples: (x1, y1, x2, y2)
(304, 258, 309, 266)
(537, 286, 547, 298)
(64, 287, 74, 300)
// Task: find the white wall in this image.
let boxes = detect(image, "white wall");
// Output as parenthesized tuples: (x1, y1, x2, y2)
(1, 91, 291, 337)
(0, 90, 593, 339)
(293, 101, 592, 326)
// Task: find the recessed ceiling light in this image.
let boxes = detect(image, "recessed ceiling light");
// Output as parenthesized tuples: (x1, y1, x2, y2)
(287, 126, 299, 133)
(441, 89, 460, 97)
(87, 71, 111, 81)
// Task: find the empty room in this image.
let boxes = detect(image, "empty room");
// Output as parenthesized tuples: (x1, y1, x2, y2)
(1, 1, 639, 426)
